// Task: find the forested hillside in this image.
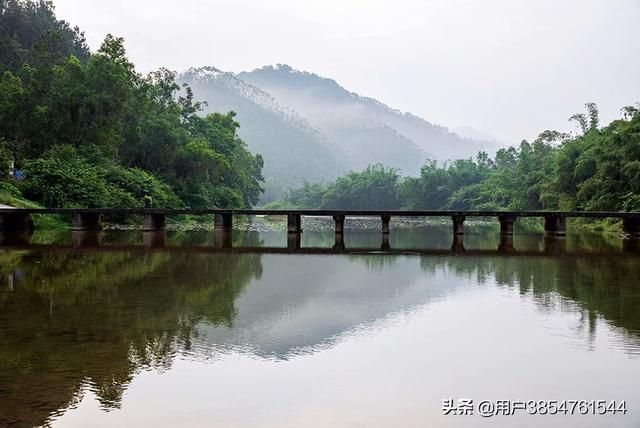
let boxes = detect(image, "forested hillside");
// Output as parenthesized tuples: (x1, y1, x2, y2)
(268, 103, 640, 215)
(0, 0, 264, 209)
(180, 64, 498, 202)
(178, 67, 345, 202)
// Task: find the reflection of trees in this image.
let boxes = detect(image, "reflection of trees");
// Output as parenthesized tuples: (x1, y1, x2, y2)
(0, 251, 262, 426)
(420, 256, 640, 338)
(0, 224, 637, 426)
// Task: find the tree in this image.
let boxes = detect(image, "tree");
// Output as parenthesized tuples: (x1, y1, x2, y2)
(569, 102, 600, 135)
(0, 5, 265, 209)
(322, 164, 401, 209)
(0, 0, 89, 73)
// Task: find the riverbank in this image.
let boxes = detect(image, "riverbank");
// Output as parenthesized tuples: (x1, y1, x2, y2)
(0, 184, 67, 229)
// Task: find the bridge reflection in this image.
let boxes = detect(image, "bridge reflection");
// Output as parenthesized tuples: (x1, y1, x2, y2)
(0, 229, 637, 256)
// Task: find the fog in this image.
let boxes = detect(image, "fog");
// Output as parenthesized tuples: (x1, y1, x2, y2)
(52, 0, 640, 143)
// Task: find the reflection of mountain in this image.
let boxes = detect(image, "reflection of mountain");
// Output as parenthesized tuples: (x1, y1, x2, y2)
(1, 229, 639, 425)
(191, 251, 640, 359)
(193, 255, 460, 357)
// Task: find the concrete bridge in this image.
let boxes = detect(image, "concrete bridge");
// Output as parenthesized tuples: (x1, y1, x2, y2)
(1, 208, 640, 240)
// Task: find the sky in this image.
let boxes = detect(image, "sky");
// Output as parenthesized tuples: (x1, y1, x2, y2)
(52, 0, 640, 143)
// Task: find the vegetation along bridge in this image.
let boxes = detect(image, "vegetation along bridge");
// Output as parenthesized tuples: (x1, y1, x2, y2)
(1, 209, 640, 241)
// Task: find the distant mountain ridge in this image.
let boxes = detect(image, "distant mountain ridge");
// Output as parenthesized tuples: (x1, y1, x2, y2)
(187, 66, 310, 127)
(179, 67, 346, 202)
(238, 65, 492, 162)
(179, 64, 495, 202)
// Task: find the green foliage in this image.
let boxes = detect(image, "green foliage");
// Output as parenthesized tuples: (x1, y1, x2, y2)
(555, 105, 640, 212)
(322, 164, 400, 209)
(20, 145, 181, 208)
(104, 166, 182, 209)
(21, 145, 130, 208)
(276, 182, 326, 209)
(273, 164, 400, 210)
(0, 139, 11, 177)
(400, 155, 493, 210)
(273, 103, 640, 216)
(0, 0, 89, 73)
(0, 180, 21, 198)
(0, 179, 67, 227)
(263, 199, 297, 209)
(0, 5, 264, 211)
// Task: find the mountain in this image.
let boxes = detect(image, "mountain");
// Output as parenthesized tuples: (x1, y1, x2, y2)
(180, 64, 495, 202)
(238, 64, 488, 166)
(452, 125, 506, 148)
(178, 67, 346, 202)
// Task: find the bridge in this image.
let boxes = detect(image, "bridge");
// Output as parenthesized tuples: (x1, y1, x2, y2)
(1, 208, 639, 253)
(1, 208, 639, 240)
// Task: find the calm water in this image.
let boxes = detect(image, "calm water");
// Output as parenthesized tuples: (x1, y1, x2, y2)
(1, 220, 640, 427)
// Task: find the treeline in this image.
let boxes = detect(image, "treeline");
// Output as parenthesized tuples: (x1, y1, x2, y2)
(268, 102, 640, 212)
(0, 0, 263, 209)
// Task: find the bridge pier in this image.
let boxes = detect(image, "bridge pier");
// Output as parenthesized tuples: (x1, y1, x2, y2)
(381, 233, 391, 250)
(287, 232, 301, 250)
(623, 238, 640, 252)
(381, 214, 391, 235)
(214, 213, 233, 232)
(287, 214, 302, 233)
(498, 215, 516, 236)
(544, 236, 567, 254)
(622, 217, 640, 238)
(143, 213, 166, 231)
(143, 230, 167, 248)
(0, 212, 33, 244)
(452, 215, 465, 235)
(544, 215, 566, 236)
(72, 212, 101, 231)
(451, 234, 465, 252)
(498, 235, 515, 253)
(333, 214, 345, 234)
(72, 230, 102, 248)
(213, 230, 232, 249)
(333, 232, 345, 251)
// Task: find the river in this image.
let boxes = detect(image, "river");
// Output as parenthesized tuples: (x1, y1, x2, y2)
(1, 219, 639, 427)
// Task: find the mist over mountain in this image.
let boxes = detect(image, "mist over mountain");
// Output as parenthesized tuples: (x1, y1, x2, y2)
(179, 67, 346, 201)
(452, 125, 506, 146)
(238, 65, 493, 164)
(180, 64, 496, 202)
(239, 65, 428, 176)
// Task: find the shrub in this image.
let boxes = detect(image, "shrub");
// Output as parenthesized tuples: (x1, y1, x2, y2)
(21, 145, 182, 208)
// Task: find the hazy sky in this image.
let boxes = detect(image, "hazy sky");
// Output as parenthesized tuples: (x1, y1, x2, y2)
(52, 0, 640, 143)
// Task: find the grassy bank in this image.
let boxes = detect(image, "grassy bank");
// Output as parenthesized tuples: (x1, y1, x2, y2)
(0, 183, 68, 229)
